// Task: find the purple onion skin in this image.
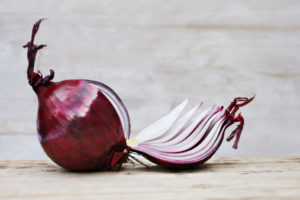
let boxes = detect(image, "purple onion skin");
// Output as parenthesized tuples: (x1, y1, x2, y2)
(131, 148, 218, 170)
(131, 132, 223, 170)
(24, 19, 129, 171)
(36, 80, 129, 171)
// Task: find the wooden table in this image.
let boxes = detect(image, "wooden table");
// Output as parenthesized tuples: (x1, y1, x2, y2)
(0, 157, 299, 200)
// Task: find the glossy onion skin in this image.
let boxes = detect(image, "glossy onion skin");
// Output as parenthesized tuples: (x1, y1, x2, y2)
(36, 80, 128, 171)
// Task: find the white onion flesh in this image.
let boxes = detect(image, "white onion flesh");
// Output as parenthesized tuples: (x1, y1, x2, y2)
(127, 100, 232, 165)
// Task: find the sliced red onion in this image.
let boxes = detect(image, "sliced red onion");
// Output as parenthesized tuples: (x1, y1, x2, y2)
(132, 99, 188, 143)
(127, 96, 254, 169)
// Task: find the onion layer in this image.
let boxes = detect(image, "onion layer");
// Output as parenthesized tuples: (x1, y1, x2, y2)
(127, 96, 254, 169)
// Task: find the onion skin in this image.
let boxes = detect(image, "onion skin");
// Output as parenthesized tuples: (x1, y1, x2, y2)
(24, 19, 129, 171)
(36, 80, 128, 171)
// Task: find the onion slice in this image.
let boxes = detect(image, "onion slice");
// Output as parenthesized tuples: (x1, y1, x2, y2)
(127, 96, 254, 169)
(134, 99, 188, 143)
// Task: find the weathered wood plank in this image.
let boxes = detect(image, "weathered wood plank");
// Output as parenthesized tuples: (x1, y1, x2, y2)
(0, 157, 299, 199)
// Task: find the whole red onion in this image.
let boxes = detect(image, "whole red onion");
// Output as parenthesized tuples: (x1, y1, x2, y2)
(24, 19, 254, 171)
(24, 19, 130, 171)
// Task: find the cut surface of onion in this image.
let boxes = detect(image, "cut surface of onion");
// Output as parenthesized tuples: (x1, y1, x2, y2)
(127, 96, 254, 169)
(133, 99, 188, 144)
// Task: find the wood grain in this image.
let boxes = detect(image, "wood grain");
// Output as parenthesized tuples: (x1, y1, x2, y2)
(0, 157, 299, 200)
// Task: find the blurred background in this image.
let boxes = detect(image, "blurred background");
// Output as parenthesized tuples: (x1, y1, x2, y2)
(0, 0, 299, 160)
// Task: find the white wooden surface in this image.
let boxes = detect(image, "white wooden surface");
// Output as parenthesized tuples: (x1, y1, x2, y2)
(0, 157, 299, 200)
(0, 0, 300, 159)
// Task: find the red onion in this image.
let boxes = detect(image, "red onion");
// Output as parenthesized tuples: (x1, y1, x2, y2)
(24, 19, 254, 171)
